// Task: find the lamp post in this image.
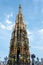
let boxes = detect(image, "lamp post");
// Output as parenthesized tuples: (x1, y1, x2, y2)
(31, 54, 35, 65)
(0, 57, 1, 61)
(0, 57, 1, 65)
(4, 56, 8, 65)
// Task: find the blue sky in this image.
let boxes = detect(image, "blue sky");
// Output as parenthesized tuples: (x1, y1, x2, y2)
(0, 0, 43, 61)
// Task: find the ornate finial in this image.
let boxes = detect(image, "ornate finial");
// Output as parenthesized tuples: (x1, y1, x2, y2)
(19, 4, 22, 13)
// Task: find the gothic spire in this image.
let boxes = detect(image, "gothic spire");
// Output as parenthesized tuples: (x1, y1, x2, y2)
(19, 4, 22, 14)
(7, 5, 30, 65)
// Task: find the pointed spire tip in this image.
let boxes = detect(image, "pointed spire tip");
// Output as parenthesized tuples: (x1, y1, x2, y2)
(19, 4, 22, 13)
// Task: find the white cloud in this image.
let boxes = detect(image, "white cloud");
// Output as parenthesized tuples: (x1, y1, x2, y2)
(38, 29, 43, 34)
(27, 29, 43, 49)
(10, 13, 13, 17)
(6, 24, 14, 30)
(27, 29, 32, 35)
(38, 29, 43, 40)
(4, 12, 13, 20)
(27, 29, 33, 43)
(6, 13, 13, 19)
(27, 29, 43, 44)
(0, 22, 6, 29)
(0, 22, 14, 31)
(6, 19, 12, 24)
(0, 12, 15, 30)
